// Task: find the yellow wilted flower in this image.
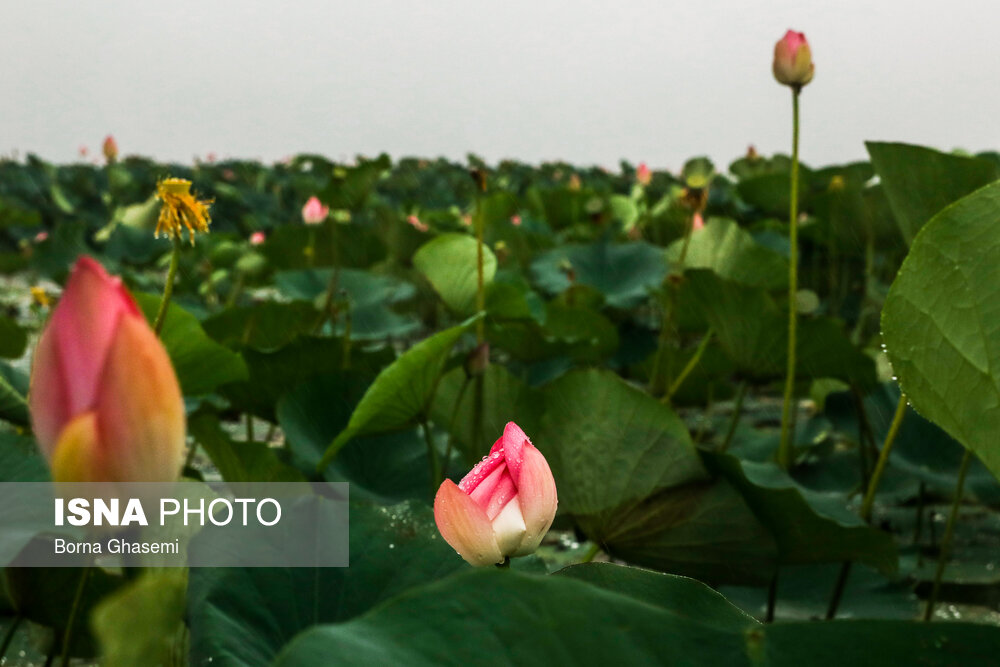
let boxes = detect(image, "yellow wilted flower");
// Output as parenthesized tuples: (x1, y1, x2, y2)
(30, 286, 50, 308)
(155, 178, 212, 244)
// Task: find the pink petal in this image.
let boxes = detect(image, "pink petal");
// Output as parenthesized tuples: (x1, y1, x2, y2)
(36, 257, 139, 431)
(434, 480, 503, 566)
(500, 421, 529, 484)
(458, 444, 505, 495)
(511, 441, 558, 556)
(28, 325, 71, 457)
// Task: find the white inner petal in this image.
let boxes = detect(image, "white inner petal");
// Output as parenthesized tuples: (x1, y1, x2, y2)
(491, 496, 526, 557)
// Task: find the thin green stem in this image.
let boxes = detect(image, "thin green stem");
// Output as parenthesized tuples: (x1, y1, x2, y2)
(0, 615, 23, 662)
(648, 284, 676, 395)
(182, 443, 198, 471)
(923, 448, 974, 622)
(153, 235, 183, 335)
(581, 542, 601, 564)
(421, 418, 440, 497)
(441, 376, 472, 484)
(720, 381, 748, 452)
(827, 393, 908, 619)
(777, 88, 801, 470)
(474, 195, 485, 343)
(59, 567, 92, 667)
(317, 222, 342, 334)
(664, 329, 714, 402)
(765, 572, 779, 622)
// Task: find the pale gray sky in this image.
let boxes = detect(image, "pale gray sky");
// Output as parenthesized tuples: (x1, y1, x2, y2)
(2, 0, 997, 170)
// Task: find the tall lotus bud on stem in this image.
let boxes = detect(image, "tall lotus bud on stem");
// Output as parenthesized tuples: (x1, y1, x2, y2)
(434, 422, 557, 566)
(29, 257, 185, 482)
(636, 162, 652, 187)
(301, 196, 329, 226)
(102, 135, 118, 164)
(773, 30, 814, 89)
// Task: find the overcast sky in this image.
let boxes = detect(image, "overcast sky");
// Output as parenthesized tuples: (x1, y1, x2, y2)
(2, 1, 997, 171)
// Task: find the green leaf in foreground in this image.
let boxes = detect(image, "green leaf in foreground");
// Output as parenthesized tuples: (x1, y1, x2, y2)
(881, 181, 1000, 481)
(273, 568, 1000, 666)
(0, 361, 29, 427)
(92, 571, 187, 667)
(317, 315, 480, 471)
(414, 233, 497, 314)
(187, 501, 466, 667)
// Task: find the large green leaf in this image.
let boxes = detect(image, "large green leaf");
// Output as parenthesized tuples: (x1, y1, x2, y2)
(275, 568, 1000, 666)
(866, 141, 998, 244)
(0, 317, 27, 359)
(202, 301, 321, 352)
(538, 368, 706, 519)
(273, 569, 750, 666)
(881, 181, 1000, 481)
(134, 293, 248, 396)
(413, 233, 496, 314)
(707, 452, 898, 574)
(317, 316, 480, 470)
(187, 501, 467, 667)
(531, 241, 667, 308)
(667, 218, 788, 289)
(188, 412, 303, 483)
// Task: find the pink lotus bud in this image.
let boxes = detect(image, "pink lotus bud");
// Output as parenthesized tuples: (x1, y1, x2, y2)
(692, 212, 705, 231)
(461, 214, 472, 227)
(510, 214, 522, 227)
(34, 231, 49, 243)
(636, 162, 652, 186)
(250, 231, 266, 245)
(773, 30, 814, 88)
(28, 257, 185, 482)
(301, 196, 329, 225)
(206, 152, 217, 163)
(78, 146, 89, 158)
(434, 422, 557, 566)
(102, 135, 118, 163)
(407, 215, 429, 233)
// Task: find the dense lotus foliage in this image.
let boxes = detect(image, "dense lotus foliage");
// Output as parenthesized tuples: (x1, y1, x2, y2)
(1, 138, 1000, 665)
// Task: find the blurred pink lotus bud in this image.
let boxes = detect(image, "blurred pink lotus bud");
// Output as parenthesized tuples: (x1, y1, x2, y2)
(250, 231, 266, 246)
(637, 162, 652, 186)
(510, 215, 522, 227)
(301, 196, 329, 225)
(773, 30, 814, 88)
(461, 214, 472, 227)
(692, 212, 705, 231)
(434, 422, 557, 566)
(407, 215, 428, 233)
(34, 231, 49, 243)
(78, 146, 89, 158)
(206, 152, 217, 163)
(102, 135, 118, 164)
(29, 257, 185, 483)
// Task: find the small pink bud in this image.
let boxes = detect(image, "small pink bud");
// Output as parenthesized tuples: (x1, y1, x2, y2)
(28, 257, 185, 482)
(692, 212, 705, 231)
(34, 231, 49, 243)
(434, 422, 557, 566)
(206, 152, 217, 163)
(773, 30, 814, 88)
(222, 168, 236, 181)
(510, 214, 522, 227)
(636, 162, 652, 186)
(461, 214, 472, 227)
(78, 146, 89, 158)
(407, 215, 429, 233)
(301, 196, 329, 225)
(250, 231, 266, 246)
(102, 135, 118, 163)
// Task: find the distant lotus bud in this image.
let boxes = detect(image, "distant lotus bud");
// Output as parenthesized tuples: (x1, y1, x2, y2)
(205, 152, 217, 163)
(773, 30, 814, 88)
(465, 342, 490, 377)
(636, 162, 652, 186)
(461, 214, 472, 227)
(28, 257, 185, 482)
(434, 422, 557, 566)
(302, 196, 329, 225)
(407, 215, 428, 233)
(692, 212, 705, 231)
(510, 214, 522, 227)
(250, 231, 266, 246)
(34, 231, 49, 243)
(78, 146, 89, 158)
(746, 145, 760, 161)
(102, 135, 118, 164)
